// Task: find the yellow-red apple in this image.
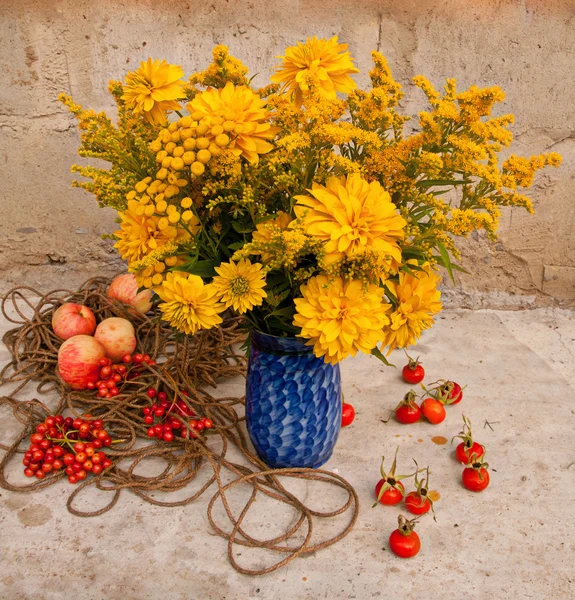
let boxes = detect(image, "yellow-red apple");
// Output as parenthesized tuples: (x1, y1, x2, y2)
(52, 303, 97, 340)
(107, 273, 153, 314)
(94, 317, 137, 362)
(57, 335, 106, 390)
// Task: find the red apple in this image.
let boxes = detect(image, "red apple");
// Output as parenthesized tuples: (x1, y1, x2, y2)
(94, 317, 137, 362)
(52, 303, 97, 340)
(57, 335, 106, 390)
(107, 273, 153, 314)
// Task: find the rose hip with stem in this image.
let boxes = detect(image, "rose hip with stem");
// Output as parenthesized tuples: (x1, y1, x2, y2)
(393, 391, 421, 425)
(389, 515, 421, 558)
(404, 462, 437, 520)
(462, 452, 491, 492)
(401, 352, 425, 385)
(452, 415, 485, 464)
(373, 446, 423, 507)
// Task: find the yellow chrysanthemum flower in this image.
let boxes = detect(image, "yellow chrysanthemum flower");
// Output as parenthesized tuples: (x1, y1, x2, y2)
(380, 263, 442, 354)
(211, 259, 267, 313)
(294, 173, 406, 266)
(271, 36, 359, 104)
(189, 82, 278, 164)
(121, 59, 186, 125)
(294, 274, 390, 364)
(114, 200, 190, 264)
(156, 272, 225, 335)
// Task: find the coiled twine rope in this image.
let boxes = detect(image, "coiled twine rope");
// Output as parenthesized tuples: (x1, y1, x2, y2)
(0, 278, 358, 575)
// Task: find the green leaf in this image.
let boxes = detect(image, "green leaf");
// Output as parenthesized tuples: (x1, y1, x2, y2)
(266, 306, 295, 320)
(185, 259, 219, 278)
(228, 241, 244, 251)
(382, 283, 397, 305)
(437, 242, 455, 282)
(232, 221, 253, 234)
(371, 346, 396, 368)
(400, 262, 425, 276)
(432, 257, 470, 275)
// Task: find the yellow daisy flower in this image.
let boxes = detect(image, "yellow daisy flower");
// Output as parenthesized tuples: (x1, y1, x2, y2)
(271, 36, 359, 104)
(189, 82, 278, 164)
(212, 260, 267, 313)
(380, 263, 442, 354)
(156, 272, 225, 335)
(294, 274, 390, 364)
(294, 173, 406, 267)
(122, 58, 186, 125)
(114, 200, 190, 264)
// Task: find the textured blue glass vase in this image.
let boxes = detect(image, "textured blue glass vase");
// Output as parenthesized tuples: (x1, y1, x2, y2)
(245, 330, 342, 469)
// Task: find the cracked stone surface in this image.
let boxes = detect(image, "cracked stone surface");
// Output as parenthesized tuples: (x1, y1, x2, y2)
(1, 307, 574, 599)
(1, 0, 574, 305)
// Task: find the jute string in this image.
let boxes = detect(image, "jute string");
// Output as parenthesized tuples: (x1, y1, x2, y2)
(0, 277, 359, 576)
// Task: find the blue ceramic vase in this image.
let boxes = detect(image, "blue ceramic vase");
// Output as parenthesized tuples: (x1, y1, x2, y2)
(245, 330, 342, 469)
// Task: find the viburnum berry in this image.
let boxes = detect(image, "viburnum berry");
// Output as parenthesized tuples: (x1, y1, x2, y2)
(140, 396, 212, 442)
(22, 414, 114, 484)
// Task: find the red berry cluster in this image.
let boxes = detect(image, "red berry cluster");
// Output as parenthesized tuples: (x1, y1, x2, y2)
(86, 354, 156, 398)
(23, 415, 113, 484)
(142, 389, 213, 441)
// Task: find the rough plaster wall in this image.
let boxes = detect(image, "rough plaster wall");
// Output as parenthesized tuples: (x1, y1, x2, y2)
(0, 0, 574, 306)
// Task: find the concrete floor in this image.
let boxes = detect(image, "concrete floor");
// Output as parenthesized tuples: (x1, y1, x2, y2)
(1, 308, 575, 600)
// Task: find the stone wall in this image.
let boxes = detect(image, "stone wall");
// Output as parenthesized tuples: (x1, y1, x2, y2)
(1, 0, 574, 306)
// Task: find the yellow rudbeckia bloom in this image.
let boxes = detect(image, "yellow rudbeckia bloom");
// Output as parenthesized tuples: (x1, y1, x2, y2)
(294, 173, 406, 267)
(156, 272, 225, 335)
(380, 263, 442, 354)
(189, 82, 278, 164)
(212, 259, 267, 313)
(114, 200, 190, 264)
(294, 274, 390, 364)
(271, 36, 359, 104)
(121, 59, 186, 126)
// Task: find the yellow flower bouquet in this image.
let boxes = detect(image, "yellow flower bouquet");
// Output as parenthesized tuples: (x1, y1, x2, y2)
(60, 38, 560, 366)
(61, 37, 560, 468)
